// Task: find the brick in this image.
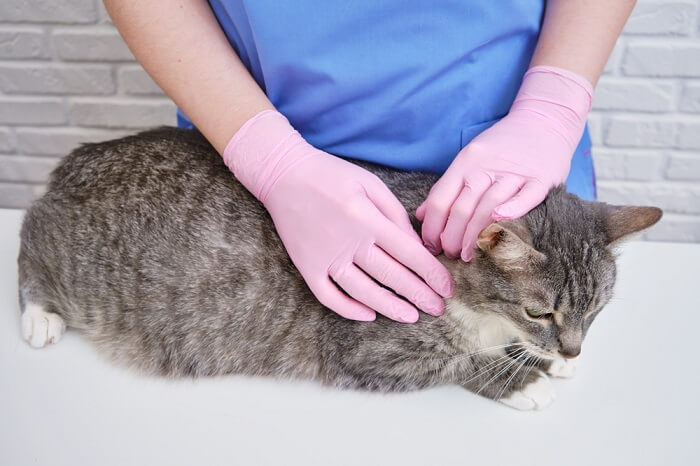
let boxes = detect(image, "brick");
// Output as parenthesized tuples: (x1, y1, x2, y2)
(97, 1, 113, 24)
(586, 114, 604, 145)
(0, 155, 59, 184)
(593, 150, 665, 181)
(593, 79, 674, 112)
(624, 1, 696, 36)
(119, 66, 164, 95)
(643, 214, 700, 242)
(622, 43, 700, 77)
(603, 42, 623, 75)
(16, 128, 129, 156)
(680, 83, 700, 113)
(597, 181, 700, 214)
(666, 153, 700, 180)
(0, 64, 115, 95)
(0, 28, 49, 59)
(68, 100, 176, 128)
(52, 29, 134, 61)
(0, 128, 15, 153)
(0, 182, 45, 209)
(0, 98, 66, 125)
(676, 123, 700, 149)
(604, 117, 677, 147)
(0, 0, 97, 24)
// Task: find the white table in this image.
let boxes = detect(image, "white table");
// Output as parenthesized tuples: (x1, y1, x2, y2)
(1, 208, 698, 466)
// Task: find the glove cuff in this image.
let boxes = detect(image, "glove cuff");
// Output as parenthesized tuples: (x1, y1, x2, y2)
(522, 65, 594, 113)
(222, 109, 310, 203)
(511, 65, 594, 149)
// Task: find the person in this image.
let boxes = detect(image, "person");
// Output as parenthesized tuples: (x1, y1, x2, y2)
(105, 0, 636, 324)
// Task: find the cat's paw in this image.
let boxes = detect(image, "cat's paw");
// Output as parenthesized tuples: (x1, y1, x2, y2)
(499, 373, 555, 410)
(21, 304, 66, 348)
(547, 358, 577, 378)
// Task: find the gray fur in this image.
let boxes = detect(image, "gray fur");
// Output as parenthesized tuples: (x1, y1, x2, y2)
(17, 127, 662, 402)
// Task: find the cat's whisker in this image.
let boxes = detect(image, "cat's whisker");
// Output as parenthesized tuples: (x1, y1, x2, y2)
(444, 344, 528, 379)
(606, 297, 627, 303)
(496, 354, 531, 401)
(519, 355, 541, 389)
(466, 347, 528, 391)
(504, 353, 537, 399)
(493, 352, 528, 400)
(456, 352, 517, 387)
(475, 353, 525, 395)
(438, 342, 525, 366)
(391, 342, 525, 375)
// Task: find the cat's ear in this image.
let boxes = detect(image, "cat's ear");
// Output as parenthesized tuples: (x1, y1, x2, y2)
(476, 222, 545, 269)
(600, 204, 663, 244)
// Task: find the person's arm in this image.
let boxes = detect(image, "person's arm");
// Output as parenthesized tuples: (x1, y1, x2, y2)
(417, 0, 636, 261)
(105, 1, 454, 322)
(530, 0, 637, 85)
(103, 0, 273, 153)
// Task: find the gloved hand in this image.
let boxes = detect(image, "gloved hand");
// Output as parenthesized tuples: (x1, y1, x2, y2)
(416, 65, 593, 261)
(224, 110, 454, 323)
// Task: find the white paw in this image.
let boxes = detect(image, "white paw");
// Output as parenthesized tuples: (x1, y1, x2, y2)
(21, 304, 66, 348)
(547, 358, 577, 378)
(500, 373, 555, 410)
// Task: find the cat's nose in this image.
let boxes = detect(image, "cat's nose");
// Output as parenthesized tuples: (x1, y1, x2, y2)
(558, 347, 580, 359)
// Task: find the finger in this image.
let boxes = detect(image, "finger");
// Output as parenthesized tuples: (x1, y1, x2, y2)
(416, 201, 427, 221)
(493, 180, 550, 220)
(372, 216, 454, 298)
(365, 180, 421, 242)
(460, 176, 523, 262)
(418, 173, 464, 254)
(354, 244, 445, 316)
(330, 263, 420, 323)
(313, 280, 377, 322)
(438, 172, 494, 258)
(437, 176, 489, 259)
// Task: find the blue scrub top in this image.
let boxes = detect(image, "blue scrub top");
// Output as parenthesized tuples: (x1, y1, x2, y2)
(178, 0, 596, 201)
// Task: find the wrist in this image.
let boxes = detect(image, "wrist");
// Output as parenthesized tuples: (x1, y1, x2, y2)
(222, 110, 313, 203)
(521, 65, 593, 115)
(509, 65, 593, 151)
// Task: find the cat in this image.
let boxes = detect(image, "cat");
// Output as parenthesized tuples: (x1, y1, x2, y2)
(17, 127, 662, 410)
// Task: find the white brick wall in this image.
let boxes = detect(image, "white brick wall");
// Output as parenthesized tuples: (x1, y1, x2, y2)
(0, 0, 175, 208)
(591, 0, 700, 241)
(1, 0, 699, 242)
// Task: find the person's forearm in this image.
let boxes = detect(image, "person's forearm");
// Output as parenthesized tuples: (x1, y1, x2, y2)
(104, 0, 273, 153)
(531, 0, 637, 86)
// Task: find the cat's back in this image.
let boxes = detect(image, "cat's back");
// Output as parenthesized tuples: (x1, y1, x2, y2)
(25, 127, 266, 239)
(21, 127, 268, 279)
(44, 127, 241, 207)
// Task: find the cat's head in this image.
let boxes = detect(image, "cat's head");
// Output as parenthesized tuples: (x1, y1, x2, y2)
(446, 186, 662, 360)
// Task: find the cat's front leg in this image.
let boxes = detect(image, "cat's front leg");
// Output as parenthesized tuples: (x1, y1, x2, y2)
(541, 357, 577, 379)
(496, 358, 577, 410)
(460, 355, 556, 410)
(498, 371, 555, 410)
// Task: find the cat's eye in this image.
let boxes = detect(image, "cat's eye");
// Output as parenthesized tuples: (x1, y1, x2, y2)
(526, 308, 550, 319)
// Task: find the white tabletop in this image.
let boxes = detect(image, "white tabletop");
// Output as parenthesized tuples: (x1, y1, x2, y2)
(1, 208, 698, 466)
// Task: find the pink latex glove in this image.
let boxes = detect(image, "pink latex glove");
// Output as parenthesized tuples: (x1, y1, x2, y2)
(223, 110, 454, 323)
(416, 65, 594, 261)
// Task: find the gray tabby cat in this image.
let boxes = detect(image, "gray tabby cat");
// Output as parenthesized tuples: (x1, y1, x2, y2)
(17, 128, 661, 410)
